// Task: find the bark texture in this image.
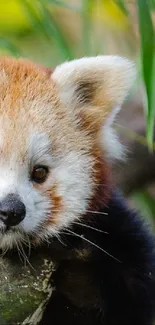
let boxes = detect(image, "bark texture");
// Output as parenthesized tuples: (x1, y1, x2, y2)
(0, 252, 55, 325)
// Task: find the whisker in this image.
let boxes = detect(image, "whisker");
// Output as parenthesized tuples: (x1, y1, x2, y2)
(15, 240, 25, 265)
(17, 240, 34, 270)
(82, 210, 108, 216)
(20, 242, 35, 270)
(47, 208, 108, 216)
(21, 233, 32, 259)
(63, 229, 121, 263)
(53, 233, 67, 247)
(72, 221, 109, 234)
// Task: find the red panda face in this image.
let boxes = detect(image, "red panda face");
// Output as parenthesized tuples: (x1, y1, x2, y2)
(0, 56, 136, 251)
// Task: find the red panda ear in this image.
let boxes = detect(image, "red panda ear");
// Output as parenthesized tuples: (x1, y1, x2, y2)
(52, 56, 136, 126)
(52, 56, 136, 160)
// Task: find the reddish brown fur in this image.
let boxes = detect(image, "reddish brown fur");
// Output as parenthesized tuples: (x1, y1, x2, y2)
(0, 57, 59, 159)
(47, 185, 63, 225)
(87, 151, 111, 213)
(0, 56, 111, 233)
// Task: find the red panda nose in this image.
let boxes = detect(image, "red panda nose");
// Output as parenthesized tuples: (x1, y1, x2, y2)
(0, 194, 26, 227)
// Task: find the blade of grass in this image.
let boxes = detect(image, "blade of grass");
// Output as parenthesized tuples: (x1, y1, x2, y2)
(18, 0, 74, 60)
(115, 0, 128, 15)
(0, 39, 22, 57)
(137, 0, 155, 151)
(150, 0, 155, 10)
(82, 0, 92, 55)
(47, 0, 81, 12)
(116, 125, 155, 150)
(43, 6, 74, 59)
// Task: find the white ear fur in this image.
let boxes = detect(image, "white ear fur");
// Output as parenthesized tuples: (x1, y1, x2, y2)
(52, 56, 136, 159)
(52, 55, 136, 113)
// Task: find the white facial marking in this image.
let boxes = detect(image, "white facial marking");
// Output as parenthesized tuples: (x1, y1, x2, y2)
(0, 131, 94, 251)
(0, 132, 53, 250)
(46, 151, 94, 234)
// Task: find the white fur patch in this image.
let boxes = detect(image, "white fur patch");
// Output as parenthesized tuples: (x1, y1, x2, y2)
(45, 151, 94, 236)
(0, 131, 94, 251)
(28, 132, 53, 167)
(100, 126, 124, 161)
(0, 132, 53, 250)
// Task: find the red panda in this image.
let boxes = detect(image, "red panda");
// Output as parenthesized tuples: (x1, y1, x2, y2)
(0, 56, 154, 325)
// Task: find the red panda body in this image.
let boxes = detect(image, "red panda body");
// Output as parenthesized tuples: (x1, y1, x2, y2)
(0, 56, 154, 325)
(40, 192, 155, 325)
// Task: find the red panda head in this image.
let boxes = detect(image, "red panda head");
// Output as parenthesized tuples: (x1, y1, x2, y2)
(0, 56, 136, 250)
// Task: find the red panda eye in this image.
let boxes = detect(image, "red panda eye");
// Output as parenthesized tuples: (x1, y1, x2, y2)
(31, 166, 49, 184)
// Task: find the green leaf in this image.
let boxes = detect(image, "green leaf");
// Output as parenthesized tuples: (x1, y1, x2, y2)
(149, 0, 155, 10)
(18, 0, 74, 60)
(115, 0, 128, 15)
(137, 0, 155, 151)
(0, 39, 21, 57)
(47, 0, 81, 12)
(82, 0, 92, 55)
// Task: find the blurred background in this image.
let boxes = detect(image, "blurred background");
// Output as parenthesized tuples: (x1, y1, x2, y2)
(0, 0, 155, 226)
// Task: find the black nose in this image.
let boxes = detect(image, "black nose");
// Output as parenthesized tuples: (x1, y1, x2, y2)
(0, 194, 26, 227)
